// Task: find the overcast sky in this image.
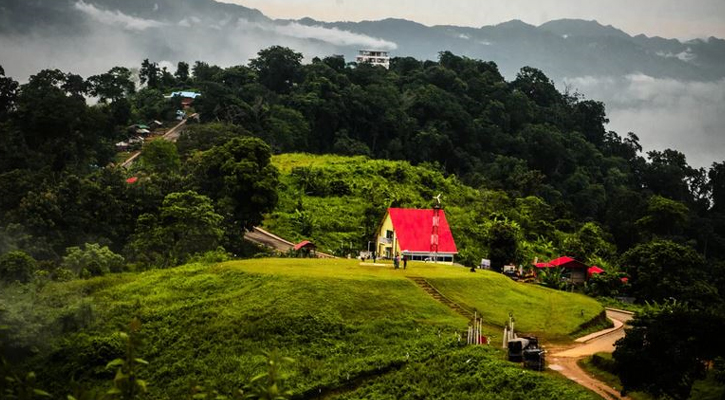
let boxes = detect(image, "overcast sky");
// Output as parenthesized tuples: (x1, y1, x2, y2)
(225, 0, 725, 40)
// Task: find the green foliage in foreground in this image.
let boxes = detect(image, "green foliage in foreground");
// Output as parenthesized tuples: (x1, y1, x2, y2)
(337, 347, 599, 400)
(3, 259, 599, 399)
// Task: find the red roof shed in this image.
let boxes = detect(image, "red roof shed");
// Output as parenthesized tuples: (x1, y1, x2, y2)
(548, 256, 589, 269)
(293, 240, 316, 251)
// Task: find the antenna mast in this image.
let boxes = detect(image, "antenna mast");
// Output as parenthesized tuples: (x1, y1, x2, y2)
(431, 194, 442, 262)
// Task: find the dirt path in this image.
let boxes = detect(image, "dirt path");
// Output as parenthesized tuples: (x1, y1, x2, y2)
(548, 309, 634, 399)
(120, 114, 197, 168)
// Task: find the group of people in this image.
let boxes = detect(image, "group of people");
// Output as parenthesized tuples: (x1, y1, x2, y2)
(360, 252, 408, 269)
(393, 254, 408, 269)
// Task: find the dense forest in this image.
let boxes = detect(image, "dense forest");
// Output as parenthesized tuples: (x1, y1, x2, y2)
(2, 47, 725, 398)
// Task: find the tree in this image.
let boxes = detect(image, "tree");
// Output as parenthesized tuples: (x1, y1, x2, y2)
(709, 161, 725, 213)
(511, 66, 561, 108)
(614, 301, 725, 399)
(132, 88, 167, 121)
(128, 191, 223, 267)
(621, 240, 715, 306)
(12, 69, 108, 171)
(572, 100, 608, 147)
(192, 61, 223, 83)
(88, 67, 135, 103)
(61, 243, 125, 277)
(139, 140, 180, 174)
(0, 250, 37, 283)
(562, 222, 615, 264)
(484, 218, 523, 272)
(192, 137, 279, 231)
(139, 59, 160, 89)
(176, 123, 249, 157)
(175, 61, 190, 83)
(642, 149, 698, 203)
(0, 65, 19, 120)
(249, 46, 303, 94)
(634, 195, 689, 238)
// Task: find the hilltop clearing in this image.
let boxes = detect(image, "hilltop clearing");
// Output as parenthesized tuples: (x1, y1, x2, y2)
(265, 153, 568, 268)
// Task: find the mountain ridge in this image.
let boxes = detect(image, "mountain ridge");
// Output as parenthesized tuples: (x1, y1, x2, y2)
(0, 0, 723, 82)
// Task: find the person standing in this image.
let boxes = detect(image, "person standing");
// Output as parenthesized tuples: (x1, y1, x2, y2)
(403, 254, 408, 269)
(394, 254, 400, 269)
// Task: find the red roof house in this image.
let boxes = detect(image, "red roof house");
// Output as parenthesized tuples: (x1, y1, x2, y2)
(374, 208, 458, 263)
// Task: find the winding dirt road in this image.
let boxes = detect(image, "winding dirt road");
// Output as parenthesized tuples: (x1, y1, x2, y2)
(548, 308, 634, 399)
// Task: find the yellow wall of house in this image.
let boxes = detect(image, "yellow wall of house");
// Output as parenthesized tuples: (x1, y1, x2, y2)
(374, 212, 400, 258)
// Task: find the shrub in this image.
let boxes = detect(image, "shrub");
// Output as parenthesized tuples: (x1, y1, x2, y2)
(188, 248, 232, 265)
(0, 251, 37, 284)
(62, 243, 125, 278)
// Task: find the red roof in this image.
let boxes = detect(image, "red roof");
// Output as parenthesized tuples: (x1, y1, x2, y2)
(534, 262, 553, 268)
(388, 208, 457, 254)
(548, 256, 589, 269)
(293, 240, 315, 251)
(125, 177, 138, 184)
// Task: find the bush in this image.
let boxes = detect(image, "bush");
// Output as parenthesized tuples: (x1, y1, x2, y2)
(61, 243, 125, 278)
(0, 250, 37, 284)
(52, 267, 76, 282)
(188, 248, 232, 264)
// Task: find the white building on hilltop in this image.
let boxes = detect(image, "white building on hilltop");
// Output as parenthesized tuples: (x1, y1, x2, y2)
(356, 50, 390, 69)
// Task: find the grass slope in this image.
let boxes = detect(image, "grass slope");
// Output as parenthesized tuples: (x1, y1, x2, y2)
(9, 258, 601, 399)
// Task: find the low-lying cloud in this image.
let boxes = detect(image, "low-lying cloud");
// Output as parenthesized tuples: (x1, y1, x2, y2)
(75, 0, 396, 50)
(239, 19, 397, 50)
(74, 1, 167, 31)
(564, 74, 725, 169)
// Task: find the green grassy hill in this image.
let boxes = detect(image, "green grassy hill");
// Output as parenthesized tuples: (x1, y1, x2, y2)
(5, 258, 602, 399)
(264, 153, 567, 268)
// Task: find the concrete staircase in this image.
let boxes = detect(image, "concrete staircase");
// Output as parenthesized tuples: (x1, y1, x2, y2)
(407, 276, 475, 319)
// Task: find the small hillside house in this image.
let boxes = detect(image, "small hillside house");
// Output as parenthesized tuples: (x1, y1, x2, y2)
(535, 256, 590, 284)
(374, 208, 458, 263)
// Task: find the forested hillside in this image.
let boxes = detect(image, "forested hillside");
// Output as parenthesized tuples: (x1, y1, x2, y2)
(2, 47, 725, 398)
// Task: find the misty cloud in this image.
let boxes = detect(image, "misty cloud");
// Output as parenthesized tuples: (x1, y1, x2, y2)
(564, 74, 725, 168)
(74, 1, 167, 31)
(240, 19, 398, 50)
(656, 48, 696, 62)
(178, 16, 202, 28)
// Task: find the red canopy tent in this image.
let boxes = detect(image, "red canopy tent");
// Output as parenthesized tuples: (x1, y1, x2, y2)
(588, 265, 604, 277)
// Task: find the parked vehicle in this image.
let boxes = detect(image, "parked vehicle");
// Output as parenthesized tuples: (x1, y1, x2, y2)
(508, 336, 545, 370)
